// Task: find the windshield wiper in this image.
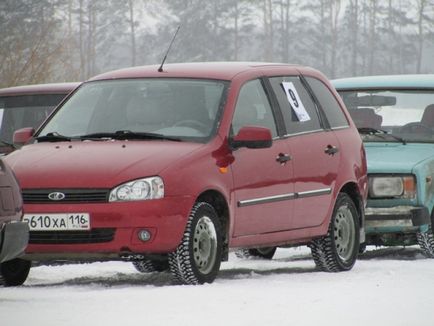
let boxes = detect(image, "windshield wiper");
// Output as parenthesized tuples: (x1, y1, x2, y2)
(357, 127, 390, 134)
(79, 130, 182, 142)
(357, 127, 406, 145)
(36, 132, 72, 143)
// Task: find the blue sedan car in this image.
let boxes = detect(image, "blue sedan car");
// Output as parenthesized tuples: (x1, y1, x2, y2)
(332, 75, 434, 256)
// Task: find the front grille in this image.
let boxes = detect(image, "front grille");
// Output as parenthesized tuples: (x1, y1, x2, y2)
(29, 228, 115, 244)
(23, 189, 109, 203)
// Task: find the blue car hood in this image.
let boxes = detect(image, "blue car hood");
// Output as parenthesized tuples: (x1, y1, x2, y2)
(365, 142, 434, 173)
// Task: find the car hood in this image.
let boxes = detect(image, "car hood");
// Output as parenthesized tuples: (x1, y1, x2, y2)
(5, 141, 203, 188)
(364, 142, 434, 174)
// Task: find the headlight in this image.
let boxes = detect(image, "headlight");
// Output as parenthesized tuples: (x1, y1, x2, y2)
(369, 175, 416, 199)
(109, 177, 164, 202)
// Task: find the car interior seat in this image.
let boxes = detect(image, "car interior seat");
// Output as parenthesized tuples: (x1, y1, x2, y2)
(421, 104, 434, 128)
(125, 94, 167, 131)
(348, 108, 382, 129)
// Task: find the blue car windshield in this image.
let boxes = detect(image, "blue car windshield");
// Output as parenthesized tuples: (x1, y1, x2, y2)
(339, 89, 434, 143)
(38, 78, 228, 143)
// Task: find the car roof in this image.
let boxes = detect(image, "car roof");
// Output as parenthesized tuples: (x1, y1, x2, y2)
(0, 82, 81, 97)
(332, 74, 434, 90)
(89, 62, 302, 82)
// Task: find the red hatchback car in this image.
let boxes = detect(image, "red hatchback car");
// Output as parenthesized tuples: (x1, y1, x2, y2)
(6, 62, 367, 284)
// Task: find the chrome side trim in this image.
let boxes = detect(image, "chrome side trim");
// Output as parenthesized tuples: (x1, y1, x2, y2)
(297, 188, 332, 198)
(238, 193, 296, 207)
(331, 125, 349, 131)
(237, 187, 332, 207)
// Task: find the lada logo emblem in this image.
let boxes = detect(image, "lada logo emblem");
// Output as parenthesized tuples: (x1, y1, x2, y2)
(48, 192, 66, 201)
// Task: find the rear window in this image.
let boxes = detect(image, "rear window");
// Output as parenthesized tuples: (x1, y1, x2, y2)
(269, 76, 321, 135)
(305, 77, 349, 129)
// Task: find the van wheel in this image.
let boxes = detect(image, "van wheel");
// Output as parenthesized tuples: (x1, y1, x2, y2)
(0, 258, 31, 286)
(168, 202, 222, 285)
(309, 193, 359, 272)
(132, 259, 169, 273)
(416, 226, 434, 258)
(235, 247, 277, 259)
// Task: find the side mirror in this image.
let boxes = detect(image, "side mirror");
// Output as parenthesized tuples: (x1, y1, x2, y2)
(13, 127, 35, 147)
(231, 126, 273, 149)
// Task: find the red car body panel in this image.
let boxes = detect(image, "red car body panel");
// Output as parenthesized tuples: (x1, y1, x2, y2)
(4, 62, 367, 260)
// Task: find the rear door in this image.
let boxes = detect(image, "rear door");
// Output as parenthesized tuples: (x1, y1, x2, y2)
(269, 76, 341, 229)
(231, 79, 294, 236)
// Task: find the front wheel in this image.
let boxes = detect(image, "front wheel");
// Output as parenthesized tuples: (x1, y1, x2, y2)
(0, 258, 31, 286)
(309, 193, 360, 272)
(168, 202, 223, 285)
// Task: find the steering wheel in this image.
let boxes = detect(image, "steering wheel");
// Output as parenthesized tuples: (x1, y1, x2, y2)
(173, 120, 209, 132)
(399, 122, 433, 135)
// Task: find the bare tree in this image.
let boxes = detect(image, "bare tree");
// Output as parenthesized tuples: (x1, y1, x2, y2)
(329, 0, 341, 78)
(349, 0, 359, 76)
(262, 0, 274, 61)
(128, 0, 137, 66)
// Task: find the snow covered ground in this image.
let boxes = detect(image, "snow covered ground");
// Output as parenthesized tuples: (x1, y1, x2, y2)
(1, 246, 434, 326)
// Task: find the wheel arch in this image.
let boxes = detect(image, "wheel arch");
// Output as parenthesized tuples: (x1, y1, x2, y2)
(196, 189, 230, 261)
(339, 182, 365, 230)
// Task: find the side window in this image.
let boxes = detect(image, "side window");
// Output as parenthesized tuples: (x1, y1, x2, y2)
(305, 77, 349, 128)
(232, 79, 278, 137)
(269, 76, 321, 134)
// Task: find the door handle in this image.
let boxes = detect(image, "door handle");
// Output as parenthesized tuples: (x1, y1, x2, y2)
(324, 144, 339, 156)
(276, 153, 291, 164)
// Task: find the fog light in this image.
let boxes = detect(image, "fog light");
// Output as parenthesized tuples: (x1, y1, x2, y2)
(138, 229, 151, 242)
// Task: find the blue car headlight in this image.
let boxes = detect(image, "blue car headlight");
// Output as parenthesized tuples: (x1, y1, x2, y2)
(369, 175, 416, 199)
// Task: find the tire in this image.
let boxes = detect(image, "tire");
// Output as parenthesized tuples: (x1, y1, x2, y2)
(0, 258, 31, 286)
(359, 243, 367, 254)
(132, 259, 169, 273)
(168, 202, 222, 285)
(309, 193, 360, 272)
(235, 247, 277, 259)
(416, 225, 434, 258)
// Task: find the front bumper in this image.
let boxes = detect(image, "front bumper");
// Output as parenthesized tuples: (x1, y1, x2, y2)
(23, 195, 193, 261)
(365, 206, 430, 234)
(0, 221, 29, 263)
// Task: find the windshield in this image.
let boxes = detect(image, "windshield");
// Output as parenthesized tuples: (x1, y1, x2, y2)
(39, 78, 228, 142)
(339, 89, 434, 143)
(0, 94, 65, 145)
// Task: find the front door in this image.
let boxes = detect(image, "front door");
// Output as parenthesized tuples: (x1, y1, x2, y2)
(231, 79, 294, 237)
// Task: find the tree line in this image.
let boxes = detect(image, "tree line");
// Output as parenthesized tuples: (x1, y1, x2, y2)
(0, 0, 433, 87)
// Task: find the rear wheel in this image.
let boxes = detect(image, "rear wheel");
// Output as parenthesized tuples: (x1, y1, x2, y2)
(0, 258, 31, 286)
(132, 259, 169, 273)
(235, 247, 277, 259)
(309, 193, 360, 272)
(416, 225, 434, 258)
(168, 202, 222, 285)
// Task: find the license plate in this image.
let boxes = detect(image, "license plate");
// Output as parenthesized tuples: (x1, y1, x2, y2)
(23, 213, 90, 231)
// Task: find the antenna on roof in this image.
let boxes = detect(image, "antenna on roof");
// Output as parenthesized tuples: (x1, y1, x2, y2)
(158, 25, 180, 73)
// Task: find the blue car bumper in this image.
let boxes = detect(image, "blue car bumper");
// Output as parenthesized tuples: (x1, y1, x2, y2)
(365, 206, 430, 234)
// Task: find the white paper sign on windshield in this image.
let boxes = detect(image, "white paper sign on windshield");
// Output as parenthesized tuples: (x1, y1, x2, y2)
(282, 82, 310, 122)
